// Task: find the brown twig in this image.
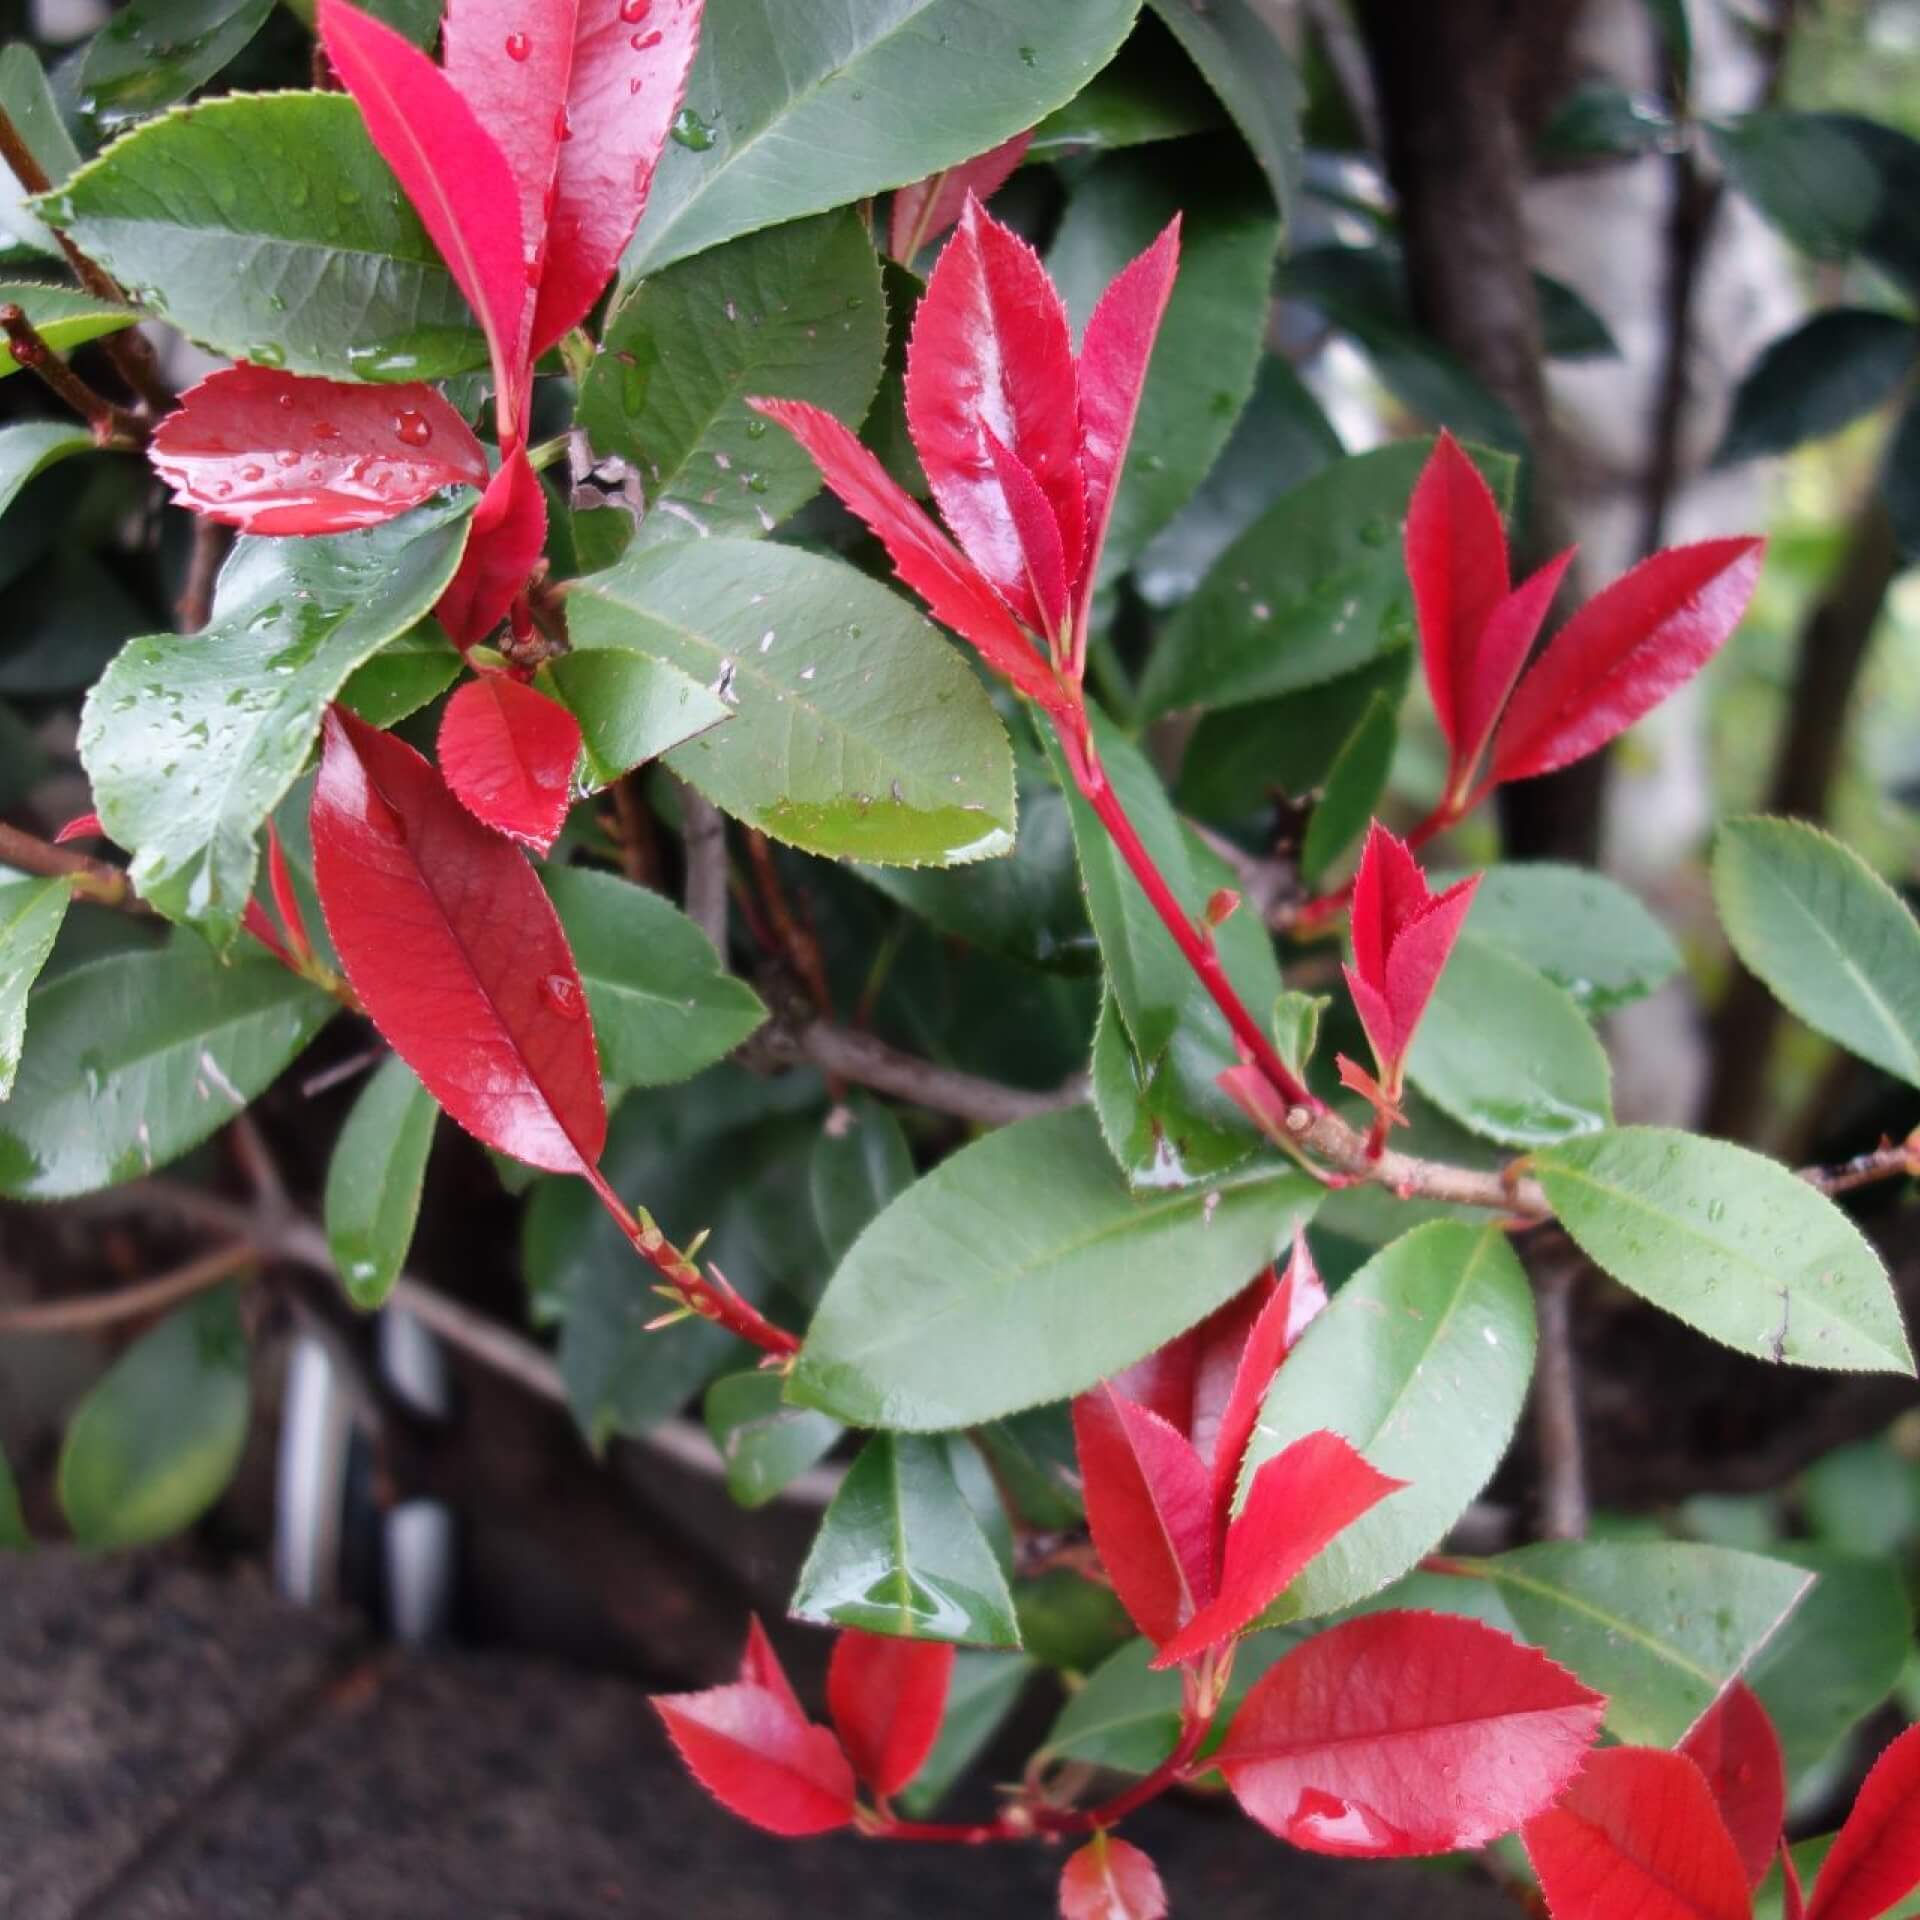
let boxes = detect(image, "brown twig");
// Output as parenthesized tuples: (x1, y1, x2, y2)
(1530, 1253, 1588, 1541)
(0, 820, 149, 912)
(801, 1022, 1089, 1129)
(608, 773, 658, 886)
(675, 777, 729, 956)
(1297, 1106, 1550, 1216)
(0, 1240, 254, 1334)
(744, 828, 833, 1018)
(1803, 1136, 1920, 1197)
(0, 304, 145, 448)
(175, 518, 229, 632)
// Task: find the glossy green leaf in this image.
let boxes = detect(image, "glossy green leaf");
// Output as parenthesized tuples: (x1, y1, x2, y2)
(894, 1651, 1035, 1817)
(620, 0, 1140, 281)
(791, 1107, 1319, 1430)
(1536, 1127, 1914, 1373)
(703, 1368, 842, 1509)
(0, 944, 333, 1200)
(57, 1284, 251, 1548)
(0, 1440, 27, 1548)
(1049, 138, 1280, 583)
(80, 497, 474, 949)
(811, 1092, 914, 1267)
(79, 0, 275, 127)
(544, 866, 766, 1089)
(0, 284, 136, 377)
(543, 646, 731, 789)
(0, 875, 73, 1099)
(1454, 1542, 1813, 1747)
(0, 421, 94, 523)
(1141, 440, 1512, 717)
(582, 207, 885, 549)
(1406, 935, 1613, 1147)
(1714, 816, 1920, 1088)
(1718, 308, 1918, 464)
(1537, 81, 1674, 162)
(0, 47, 82, 254)
(336, 622, 462, 728)
(1448, 863, 1681, 1016)
(568, 539, 1016, 867)
(41, 93, 489, 381)
(323, 1053, 437, 1310)
(791, 1432, 1020, 1646)
(1241, 1222, 1536, 1619)
(1300, 689, 1396, 887)
(1027, 16, 1220, 158)
(1145, 0, 1301, 220)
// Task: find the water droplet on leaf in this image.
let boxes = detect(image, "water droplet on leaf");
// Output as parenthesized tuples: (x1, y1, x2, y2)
(504, 30, 532, 60)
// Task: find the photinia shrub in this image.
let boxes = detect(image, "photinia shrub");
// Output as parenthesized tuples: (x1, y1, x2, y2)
(1, 1, 1918, 1915)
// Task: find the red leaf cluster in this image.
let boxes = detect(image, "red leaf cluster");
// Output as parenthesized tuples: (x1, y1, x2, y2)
(889, 132, 1035, 265)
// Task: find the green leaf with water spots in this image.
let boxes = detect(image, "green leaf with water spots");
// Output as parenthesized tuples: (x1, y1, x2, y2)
(791, 1432, 1020, 1646)
(324, 1054, 437, 1311)
(568, 539, 1015, 867)
(58, 1284, 251, 1548)
(80, 498, 472, 950)
(0, 876, 72, 1099)
(0, 943, 333, 1200)
(1535, 1127, 1914, 1374)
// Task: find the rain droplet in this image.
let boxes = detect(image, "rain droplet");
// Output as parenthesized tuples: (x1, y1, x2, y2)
(631, 27, 662, 49)
(394, 409, 433, 448)
(554, 106, 572, 141)
(540, 974, 584, 1019)
(239, 462, 266, 482)
(670, 106, 716, 150)
(744, 417, 767, 440)
(504, 30, 532, 60)
(619, 0, 650, 19)
(1017, 44, 1037, 65)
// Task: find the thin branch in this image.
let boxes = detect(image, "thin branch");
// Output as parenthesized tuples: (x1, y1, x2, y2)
(0, 821, 149, 912)
(608, 773, 657, 886)
(175, 518, 229, 632)
(675, 777, 729, 956)
(1531, 1254, 1588, 1541)
(1803, 1135, 1920, 1197)
(802, 1022, 1089, 1128)
(1, 304, 145, 447)
(0, 1241, 254, 1334)
(1298, 1106, 1550, 1216)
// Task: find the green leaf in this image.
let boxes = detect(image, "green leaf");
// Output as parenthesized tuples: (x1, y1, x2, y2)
(620, 0, 1141, 281)
(0, 47, 82, 254)
(1091, 988, 1251, 1191)
(1144, 0, 1301, 222)
(582, 207, 886, 549)
(41, 93, 489, 381)
(703, 1368, 842, 1509)
(542, 646, 731, 790)
(1048, 138, 1280, 583)
(0, 420, 94, 522)
(1535, 1127, 1914, 1373)
(1537, 81, 1674, 162)
(336, 621, 462, 728)
(1040, 1636, 1182, 1773)
(1405, 935, 1613, 1148)
(1448, 863, 1681, 1016)
(894, 1651, 1035, 1817)
(0, 876, 73, 1100)
(791, 1432, 1021, 1646)
(57, 1284, 251, 1548)
(323, 1054, 437, 1310)
(1638, 0, 1691, 89)
(1300, 689, 1396, 887)
(543, 866, 766, 1089)
(1027, 16, 1221, 159)
(1240, 1222, 1536, 1619)
(1454, 1542, 1813, 1747)
(1800, 1438, 1919, 1559)
(0, 283, 136, 377)
(793, 1107, 1316, 1429)
(1718, 309, 1918, 464)
(79, 0, 275, 127)
(0, 1439, 27, 1548)
(1535, 271, 1621, 360)
(0, 943, 333, 1200)
(811, 1092, 914, 1268)
(1140, 440, 1513, 718)
(568, 539, 1016, 868)
(1713, 815, 1920, 1088)
(80, 497, 474, 949)
(975, 1405, 1083, 1529)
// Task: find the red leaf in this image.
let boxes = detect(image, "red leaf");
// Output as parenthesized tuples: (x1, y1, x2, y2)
(653, 1684, 857, 1837)
(889, 130, 1034, 264)
(1075, 217, 1179, 619)
(1807, 1723, 1920, 1920)
(149, 366, 488, 535)
(1784, 1842, 1808, 1920)
(747, 396, 1066, 713)
(826, 1631, 954, 1799)
(1405, 429, 1510, 761)
(1678, 1681, 1785, 1889)
(738, 1615, 805, 1723)
(309, 704, 605, 1172)
(1450, 548, 1574, 788)
(1151, 1431, 1401, 1668)
(1059, 1833, 1168, 1920)
(1489, 537, 1764, 785)
(53, 810, 102, 844)
(265, 821, 312, 964)
(319, 0, 531, 441)
(1523, 1747, 1751, 1920)
(438, 676, 581, 853)
(443, 0, 704, 360)
(1218, 1611, 1604, 1856)
(436, 447, 549, 648)
(905, 197, 1085, 633)
(983, 425, 1072, 640)
(1072, 1385, 1214, 1647)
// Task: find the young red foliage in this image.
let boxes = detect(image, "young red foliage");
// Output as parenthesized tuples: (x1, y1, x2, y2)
(1678, 1680, 1785, 1889)
(436, 448, 549, 647)
(318, 0, 531, 442)
(1058, 1832, 1168, 1920)
(52, 810, 101, 844)
(437, 675, 582, 854)
(1523, 1746, 1751, 1920)
(1217, 1611, 1604, 1857)
(889, 131, 1034, 264)
(1343, 822, 1479, 1102)
(149, 366, 488, 535)
(826, 1631, 954, 1800)
(1785, 1843, 1809, 1920)
(1150, 1432, 1400, 1669)
(1806, 1723, 1920, 1920)
(309, 704, 605, 1172)
(738, 1615, 805, 1721)
(264, 822, 313, 967)
(1488, 536, 1763, 786)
